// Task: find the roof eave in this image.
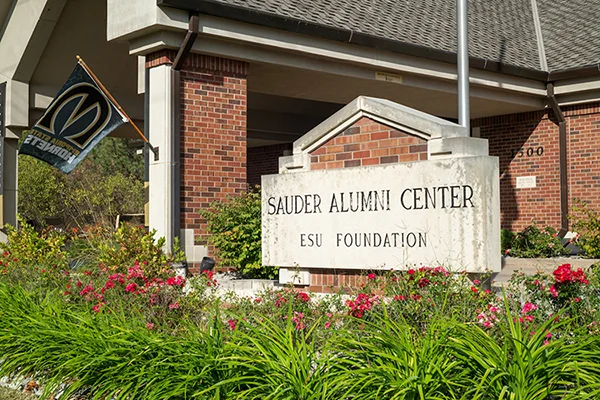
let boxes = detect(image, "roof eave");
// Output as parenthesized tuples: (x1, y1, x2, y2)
(159, 0, 600, 83)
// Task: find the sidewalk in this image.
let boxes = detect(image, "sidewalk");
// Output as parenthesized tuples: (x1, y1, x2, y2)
(491, 257, 598, 288)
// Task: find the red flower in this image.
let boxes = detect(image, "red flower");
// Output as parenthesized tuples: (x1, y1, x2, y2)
(227, 319, 237, 330)
(125, 283, 137, 293)
(92, 302, 105, 313)
(296, 292, 310, 303)
(407, 269, 415, 275)
(367, 273, 376, 280)
(418, 278, 430, 288)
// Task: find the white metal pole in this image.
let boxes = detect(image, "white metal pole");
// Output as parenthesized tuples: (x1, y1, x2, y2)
(457, 0, 470, 131)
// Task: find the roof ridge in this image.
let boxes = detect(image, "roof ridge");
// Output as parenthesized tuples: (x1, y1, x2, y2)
(530, 0, 548, 71)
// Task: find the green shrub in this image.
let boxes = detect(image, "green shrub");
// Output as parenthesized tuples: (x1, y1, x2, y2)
(0, 218, 69, 293)
(570, 200, 600, 258)
(18, 136, 144, 230)
(201, 190, 277, 279)
(507, 224, 569, 258)
(94, 223, 170, 277)
(17, 156, 65, 226)
(501, 228, 514, 254)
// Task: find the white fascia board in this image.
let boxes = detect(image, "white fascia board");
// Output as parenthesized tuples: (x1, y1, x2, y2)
(196, 16, 547, 97)
(127, 14, 546, 98)
(129, 32, 545, 109)
(553, 77, 600, 95)
(556, 90, 600, 107)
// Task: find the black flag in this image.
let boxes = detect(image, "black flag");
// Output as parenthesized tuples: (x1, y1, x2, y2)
(19, 63, 127, 173)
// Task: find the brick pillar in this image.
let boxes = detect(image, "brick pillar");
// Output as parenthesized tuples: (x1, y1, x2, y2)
(146, 51, 248, 270)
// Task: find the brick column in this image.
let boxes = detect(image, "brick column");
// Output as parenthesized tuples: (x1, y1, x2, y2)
(146, 51, 248, 269)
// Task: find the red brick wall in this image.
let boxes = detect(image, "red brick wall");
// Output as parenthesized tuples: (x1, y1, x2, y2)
(247, 143, 292, 187)
(310, 117, 427, 170)
(564, 103, 600, 211)
(305, 116, 427, 291)
(179, 56, 248, 248)
(308, 269, 370, 293)
(473, 102, 600, 232)
(147, 51, 248, 261)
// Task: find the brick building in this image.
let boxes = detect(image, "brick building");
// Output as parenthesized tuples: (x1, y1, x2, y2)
(1, 0, 600, 272)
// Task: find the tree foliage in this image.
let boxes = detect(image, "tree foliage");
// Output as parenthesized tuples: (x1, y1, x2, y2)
(18, 136, 145, 228)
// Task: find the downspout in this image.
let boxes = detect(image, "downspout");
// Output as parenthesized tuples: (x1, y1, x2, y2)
(172, 14, 199, 244)
(546, 83, 568, 237)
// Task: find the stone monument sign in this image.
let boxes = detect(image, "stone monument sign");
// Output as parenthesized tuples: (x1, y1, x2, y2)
(262, 97, 500, 283)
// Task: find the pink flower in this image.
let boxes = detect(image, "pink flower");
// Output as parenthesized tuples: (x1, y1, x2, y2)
(166, 276, 185, 287)
(146, 322, 154, 330)
(549, 284, 558, 298)
(168, 302, 180, 309)
(125, 283, 137, 293)
(367, 273, 376, 280)
(521, 302, 538, 314)
(79, 284, 94, 296)
(488, 304, 499, 313)
(573, 297, 581, 303)
(483, 321, 494, 328)
(92, 302, 105, 313)
(473, 279, 481, 285)
(227, 319, 237, 330)
(525, 315, 534, 322)
(325, 322, 331, 329)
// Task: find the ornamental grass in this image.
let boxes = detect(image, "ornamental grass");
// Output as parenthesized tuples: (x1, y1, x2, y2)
(1, 224, 600, 399)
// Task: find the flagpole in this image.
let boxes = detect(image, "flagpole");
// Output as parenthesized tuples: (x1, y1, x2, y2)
(76, 55, 159, 160)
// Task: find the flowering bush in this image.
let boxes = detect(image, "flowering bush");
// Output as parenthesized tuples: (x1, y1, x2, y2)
(1, 234, 600, 399)
(505, 224, 569, 258)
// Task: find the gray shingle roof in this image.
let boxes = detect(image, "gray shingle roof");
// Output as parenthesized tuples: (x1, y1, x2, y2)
(538, 0, 600, 71)
(209, 0, 542, 70)
(164, 0, 600, 73)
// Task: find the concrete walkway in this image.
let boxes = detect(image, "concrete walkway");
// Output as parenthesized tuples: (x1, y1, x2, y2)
(491, 257, 599, 287)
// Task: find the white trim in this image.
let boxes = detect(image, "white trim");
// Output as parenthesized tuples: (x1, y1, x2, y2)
(127, 16, 547, 98)
(530, 0, 548, 71)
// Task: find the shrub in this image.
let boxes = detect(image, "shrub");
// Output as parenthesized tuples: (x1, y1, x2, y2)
(507, 224, 569, 258)
(501, 228, 514, 254)
(17, 156, 65, 227)
(0, 218, 69, 293)
(94, 223, 170, 277)
(201, 190, 278, 279)
(570, 200, 600, 258)
(19, 132, 145, 230)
